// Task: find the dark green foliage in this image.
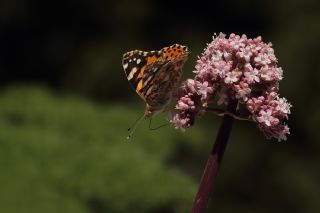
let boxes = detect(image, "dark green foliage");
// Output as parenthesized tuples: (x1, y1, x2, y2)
(0, 86, 197, 213)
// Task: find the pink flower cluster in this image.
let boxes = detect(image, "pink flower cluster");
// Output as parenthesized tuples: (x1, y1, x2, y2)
(171, 33, 292, 141)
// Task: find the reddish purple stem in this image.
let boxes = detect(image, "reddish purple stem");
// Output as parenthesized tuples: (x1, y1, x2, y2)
(191, 100, 238, 213)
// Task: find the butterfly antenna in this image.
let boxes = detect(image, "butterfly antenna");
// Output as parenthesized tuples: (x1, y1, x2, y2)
(148, 118, 170, 130)
(127, 114, 145, 140)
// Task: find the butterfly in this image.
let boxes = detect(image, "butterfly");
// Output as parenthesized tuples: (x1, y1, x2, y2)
(122, 44, 190, 138)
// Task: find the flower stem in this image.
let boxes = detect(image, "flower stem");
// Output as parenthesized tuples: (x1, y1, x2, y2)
(191, 100, 238, 213)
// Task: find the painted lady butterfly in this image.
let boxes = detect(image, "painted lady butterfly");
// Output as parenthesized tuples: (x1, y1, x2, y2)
(122, 44, 190, 138)
(122, 44, 190, 119)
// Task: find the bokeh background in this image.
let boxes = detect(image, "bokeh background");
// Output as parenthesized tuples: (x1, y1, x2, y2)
(1, 0, 320, 212)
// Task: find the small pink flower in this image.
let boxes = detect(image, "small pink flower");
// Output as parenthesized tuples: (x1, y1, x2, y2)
(176, 96, 196, 111)
(176, 101, 190, 111)
(234, 82, 251, 101)
(171, 113, 190, 131)
(248, 43, 261, 55)
(265, 91, 278, 102)
(236, 47, 253, 62)
(223, 51, 232, 61)
(224, 70, 242, 84)
(244, 67, 260, 84)
(254, 53, 271, 66)
(246, 96, 264, 113)
(260, 66, 275, 81)
(183, 79, 197, 93)
(244, 63, 253, 72)
(277, 125, 290, 141)
(211, 50, 223, 62)
(229, 34, 246, 50)
(213, 61, 231, 77)
(256, 109, 279, 127)
(275, 97, 292, 116)
(259, 124, 290, 142)
(274, 67, 283, 80)
(196, 81, 215, 100)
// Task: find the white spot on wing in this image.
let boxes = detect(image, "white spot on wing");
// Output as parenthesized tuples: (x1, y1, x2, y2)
(128, 67, 138, 80)
(143, 76, 153, 87)
(123, 63, 128, 69)
(137, 59, 141, 64)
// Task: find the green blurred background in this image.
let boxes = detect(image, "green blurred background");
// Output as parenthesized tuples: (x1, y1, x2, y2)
(1, 0, 319, 212)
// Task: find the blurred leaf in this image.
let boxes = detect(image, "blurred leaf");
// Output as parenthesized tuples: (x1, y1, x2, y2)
(0, 85, 196, 213)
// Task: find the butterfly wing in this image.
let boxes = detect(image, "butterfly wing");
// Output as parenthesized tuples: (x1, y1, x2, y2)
(139, 60, 171, 100)
(122, 45, 189, 118)
(144, 60, 180, 106)
(122, 50, 164, 100)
